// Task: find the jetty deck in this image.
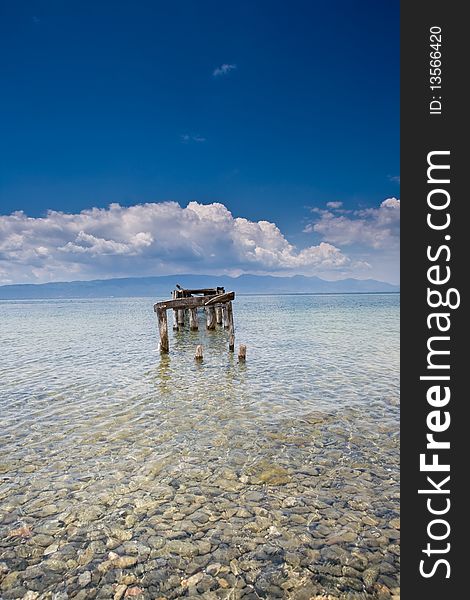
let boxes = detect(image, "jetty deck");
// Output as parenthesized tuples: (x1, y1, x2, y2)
(154, 286, 235, 353)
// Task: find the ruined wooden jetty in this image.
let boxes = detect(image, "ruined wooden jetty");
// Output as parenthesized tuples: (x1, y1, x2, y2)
(154, 286, 235, 353)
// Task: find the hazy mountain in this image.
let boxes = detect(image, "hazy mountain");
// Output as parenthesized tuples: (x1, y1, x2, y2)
(0, 274, 399, 300)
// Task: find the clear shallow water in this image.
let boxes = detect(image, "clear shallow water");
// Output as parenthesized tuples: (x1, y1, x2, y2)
(0, 294, 399, 600)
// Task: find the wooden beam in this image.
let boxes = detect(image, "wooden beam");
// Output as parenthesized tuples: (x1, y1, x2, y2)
(154, 291, 234, 312)
(176, 287, 223, 295)
(204, 291, 234, 306)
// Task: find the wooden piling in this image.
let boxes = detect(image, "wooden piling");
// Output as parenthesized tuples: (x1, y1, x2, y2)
(206, 306, 216, 330)
(177, 309, 185, 327)
(215, 306, 223, 325)
(238, 344, 247, 362)
(189, 307, 198, 330)
(171, 291, 179, 330)
(223, 305, 230, 329)
(195, 344, 203, 361)
(227, 301, 235, 351)
(156, 307, 169, 353)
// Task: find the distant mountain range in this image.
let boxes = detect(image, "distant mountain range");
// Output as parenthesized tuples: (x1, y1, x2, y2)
(0, 274, 399, 300)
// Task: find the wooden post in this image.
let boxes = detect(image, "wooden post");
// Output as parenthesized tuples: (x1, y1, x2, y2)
(171, 291, 179, 330)
(227, 301, 235, 351)
(189, 307, 198, 330)
(195, 345, 203, 361)
(156, 307, 169, 353)
(206, 306, 216, 330)
(215, 306, 223, 325)
(177, 309, 185, 327)
(223, 305, 230, 329)
(238, 344, 246, 362)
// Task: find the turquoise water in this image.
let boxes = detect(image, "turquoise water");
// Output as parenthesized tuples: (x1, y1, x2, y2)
(0, 294, 399, 599)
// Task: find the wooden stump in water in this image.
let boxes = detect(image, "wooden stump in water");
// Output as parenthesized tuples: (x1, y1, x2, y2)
(195, 344, 203, 361)
(206, 306, 216, 330)
(156, 307, 169, 353)
(238, 344, 247, 362)
(215, 306, 223, 325)
(227, 301, 235, 351)
(189, 307, 198, 330)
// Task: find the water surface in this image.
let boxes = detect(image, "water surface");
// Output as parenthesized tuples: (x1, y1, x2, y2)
(0, 294, 399, 599)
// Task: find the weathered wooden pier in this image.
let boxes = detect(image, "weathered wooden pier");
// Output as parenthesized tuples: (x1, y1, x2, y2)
(154, 286, 235, 353)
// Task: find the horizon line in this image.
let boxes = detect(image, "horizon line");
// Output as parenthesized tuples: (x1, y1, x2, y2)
(0, 272, 400, 289)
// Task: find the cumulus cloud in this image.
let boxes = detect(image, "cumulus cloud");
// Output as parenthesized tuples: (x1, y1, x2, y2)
(305, 198, 400, 249)
(0, 202, 358, 284)
(213, 63, 237, 77)
(326, 201, 343, 209)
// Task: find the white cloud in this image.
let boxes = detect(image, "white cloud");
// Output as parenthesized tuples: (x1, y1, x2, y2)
(60, 230, 153, 255)
(0, 202, 359, 284)
(213, 63, 237, 77)
(306, 198, 400, 249)
(180, 134, 206, 143)
(326, 201, 343, 209)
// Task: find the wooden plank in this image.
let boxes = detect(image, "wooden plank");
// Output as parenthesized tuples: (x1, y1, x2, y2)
(204, 291, 235, 306)
(215, 306, 223, 325)
(174, 287, 222, 296)
(154, 291, 234, 312)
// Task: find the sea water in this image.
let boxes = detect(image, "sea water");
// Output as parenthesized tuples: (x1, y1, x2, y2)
(0, 294, 399, 598)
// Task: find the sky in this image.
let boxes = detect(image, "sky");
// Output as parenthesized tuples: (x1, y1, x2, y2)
(0, 0, 400, 285)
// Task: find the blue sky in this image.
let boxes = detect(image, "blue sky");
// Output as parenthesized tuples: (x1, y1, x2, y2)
(0, 1, 400, 284)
